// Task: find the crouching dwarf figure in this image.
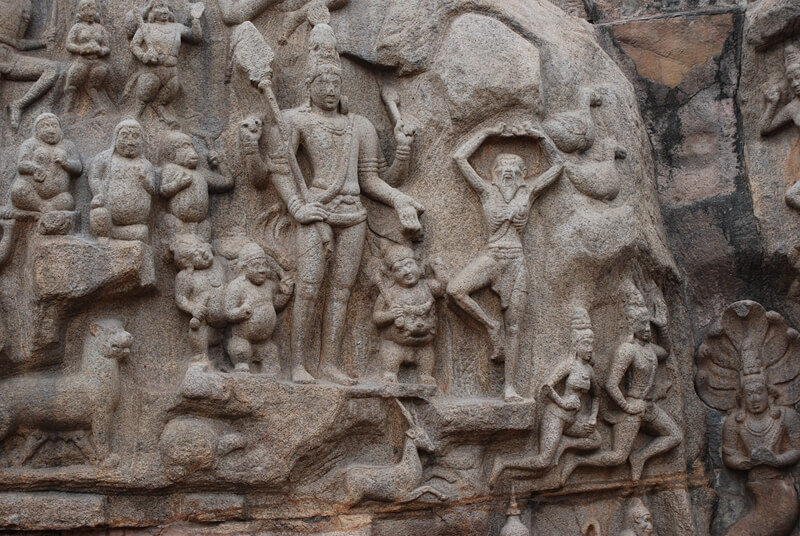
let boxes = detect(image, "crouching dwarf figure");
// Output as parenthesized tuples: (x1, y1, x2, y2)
(89, 119, 157, 242)
(372, 244, 446, 385)
(10, 113, 83, 218)
(225, 243, 294, 374)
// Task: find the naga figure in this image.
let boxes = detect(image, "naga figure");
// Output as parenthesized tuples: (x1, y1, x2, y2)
(696, 301, 800, 536)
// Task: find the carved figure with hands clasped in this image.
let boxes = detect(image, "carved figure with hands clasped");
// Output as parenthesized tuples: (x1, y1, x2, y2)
(65, 0, 113, 115)
(448, 122, 563, 402)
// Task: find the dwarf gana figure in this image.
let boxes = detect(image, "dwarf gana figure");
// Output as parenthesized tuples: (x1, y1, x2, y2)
(620, 498, 655, 536)
(696, 300, 800, 536)
(89, 119, 157, 242)
(172, 234, 228, 362)
(225, 243, 294, 374)
(129, 0, 203, 126)
(65, 0, 113, 115)
(260, 24, 423, 385)
(159, 131, 234, 240)
(372, 244, 446, 385)
(0, 0, 58, 129)
(448, 123, 563, 402)
(490, 308, 601, 487)
(10, 113, 83, 215)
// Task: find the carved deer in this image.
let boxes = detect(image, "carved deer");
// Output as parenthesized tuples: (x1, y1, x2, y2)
(344, 400, 448, 505)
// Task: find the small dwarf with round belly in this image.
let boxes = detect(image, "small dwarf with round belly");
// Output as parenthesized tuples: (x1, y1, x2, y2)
(372, 244, 446, 385)
(89, 119, 157, 243)
(10, 113, 83, 215)
(172, 233, 228, 362)
(159, 131, 234, 241)
(225, 243, 294, 374)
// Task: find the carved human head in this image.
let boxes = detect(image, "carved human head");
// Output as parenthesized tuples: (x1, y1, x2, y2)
(384, 244, 420, 288)
(624, 498, 654, 536)
(172, 234, 213, 271)
(33, 113, 63, 146)
(306, 24, 346, 113)
(308, 67, 342, 113)
(741, 370, 770, 415)
(492, 154, 526, 185)
(785, 42, 800, 97)
(161, 131, 199, 169)
(239, 242, 271, 285)
(148, 0, 174, 23)
(77, 0, 99, 22)
(570, 307, 594, 362)
(113, 119, 144, 158)
(624, 291, 651, 342)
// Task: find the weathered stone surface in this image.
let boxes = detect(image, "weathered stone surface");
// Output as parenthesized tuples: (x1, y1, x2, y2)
(0, 0, 796, 534)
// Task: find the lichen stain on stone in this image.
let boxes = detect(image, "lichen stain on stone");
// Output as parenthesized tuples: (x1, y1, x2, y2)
(612, 14, 734, 88)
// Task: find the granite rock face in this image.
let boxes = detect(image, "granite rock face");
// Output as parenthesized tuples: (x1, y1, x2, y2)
(0, 0, 794, 535)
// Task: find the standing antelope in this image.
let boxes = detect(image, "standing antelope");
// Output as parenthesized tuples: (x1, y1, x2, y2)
(344, 400, 448, 505)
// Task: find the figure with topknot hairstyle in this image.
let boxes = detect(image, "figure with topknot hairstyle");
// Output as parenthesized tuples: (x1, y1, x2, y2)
(448, 122, 563, 402)
(371, 244, 446, 385)
(225, 242, 293, 374)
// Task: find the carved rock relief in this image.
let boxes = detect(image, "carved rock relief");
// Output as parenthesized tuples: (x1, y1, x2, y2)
(0, 0, 700, 534)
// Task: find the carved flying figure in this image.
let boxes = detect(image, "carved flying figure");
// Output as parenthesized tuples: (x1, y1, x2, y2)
(696, 300, 800, 536)
(159, 131, 234, 241)
(0, 318, 132, 468)
(172, 234, 228, 363)
(343, 400, 447, 505)
(0, 0, 58, 129)
(448, 122, 563, 402)
(558, 288, 682, 484)
(225, 242, 294, 374)
(249, 23, 423, 385)
(65, 0, 113, 115)
(490, 307, 602, 487)
(89, 119, 157, 243)
(372, 244, 446, 385)
(128, 0, 204, 127)
(9, 113, 83, 217)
